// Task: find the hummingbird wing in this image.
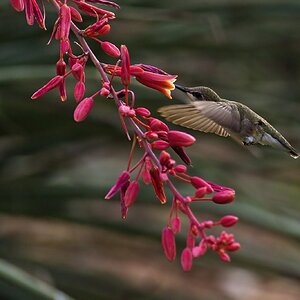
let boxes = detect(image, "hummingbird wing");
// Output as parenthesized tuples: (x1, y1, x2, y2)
(158, 102, 239, 137)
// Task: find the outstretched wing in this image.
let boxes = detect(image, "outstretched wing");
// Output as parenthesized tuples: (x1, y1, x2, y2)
(158, 101, 241, 137)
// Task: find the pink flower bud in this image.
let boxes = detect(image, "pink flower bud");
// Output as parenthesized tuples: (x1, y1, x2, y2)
(31, 76, 64, 99)
(118, 105, 131, 116)
(203, 220, 214, 229)
(171, 217, 181, 234)
(71, 63, 84, 81)
(124, 181, 139, 207)
(152, 140, 170, 150)
(174, 164, 187, 173)
(226, 242, 241, 252)
(100, 87, 110, 97)
(194, 187, 207, 198)
(73, 97, 94, 122)
(10, 0, 24, 12)
(167, 130, 196, 147)
(220, 215, 238, 227)
(219, 250, 231, 262)
(70, 6, 83, 22)
(59, 4, 71, 40)
(162, 227, 176, 262)
(190, 176, 213, 193)
(192, 240, 207, 257)
(105, 171, 130, 199)
(145, 132, 158, 140)
(171, 146, 191, 165)
(212, 190, 235, 204)
(148, 118, 169, 132)
(120, 45, 131, 87)
(101, 41, 120, 58)
(135, 107, 151, 117)
(181, 248, 193, 272)
(98, 24, 111, 36)
(74, 81, 85, 102)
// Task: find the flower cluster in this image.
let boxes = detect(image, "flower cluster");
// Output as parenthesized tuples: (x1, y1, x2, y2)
(10, 0, 240, 271)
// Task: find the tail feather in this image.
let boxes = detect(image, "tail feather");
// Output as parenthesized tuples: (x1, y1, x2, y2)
(289, 149, 299, 159)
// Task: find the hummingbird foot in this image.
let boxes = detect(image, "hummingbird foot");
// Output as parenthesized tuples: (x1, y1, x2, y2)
(243, 136, 255, 146)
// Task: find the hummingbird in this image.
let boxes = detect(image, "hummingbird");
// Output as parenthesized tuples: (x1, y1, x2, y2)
(158, 84, 299, 159)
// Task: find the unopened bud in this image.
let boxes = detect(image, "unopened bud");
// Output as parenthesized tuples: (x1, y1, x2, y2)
(148, 118, 169, 132)
(220, 215, 238, 227)
(74, 81, 85, 102)
(174, 164, 187, 173)
(162, 227, 176, 262)
(171, 217, 181, 234)
(190, 176, 213, 193)
(135, 107, 151, 117)
(124, 181, 139, 207)
(105, 171, 130, 199)
(101, 41, 120, 58)
(212, 190, 235, 204)
(168, 130, 196, 147)
(181, 248, 193, 272)
(73, 97, 94, 122)
(219, 250, 231, 262)
(152, 140, 170, 150)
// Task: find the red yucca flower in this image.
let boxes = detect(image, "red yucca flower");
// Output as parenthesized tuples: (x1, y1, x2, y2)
(103, 63, 177, 98)
(10, 0, 46, 29)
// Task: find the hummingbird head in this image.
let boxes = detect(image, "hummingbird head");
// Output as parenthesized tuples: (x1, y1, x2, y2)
(175, 84, 221, 102)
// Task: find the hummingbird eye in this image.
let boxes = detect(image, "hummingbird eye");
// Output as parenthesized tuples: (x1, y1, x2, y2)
(192, 91, 204, 100)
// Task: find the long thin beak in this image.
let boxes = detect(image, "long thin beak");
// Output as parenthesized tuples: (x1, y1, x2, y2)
(175, 84, 189, 93)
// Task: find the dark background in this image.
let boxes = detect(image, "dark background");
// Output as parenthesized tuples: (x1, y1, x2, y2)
(0, 1, 299, 299)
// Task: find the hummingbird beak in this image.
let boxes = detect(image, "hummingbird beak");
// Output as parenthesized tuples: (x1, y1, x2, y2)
(175, 84, 189, 93)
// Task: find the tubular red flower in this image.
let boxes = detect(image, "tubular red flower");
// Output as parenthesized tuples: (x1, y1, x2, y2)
(73, 97, 94, 122)
(59, 4, 71, 40)
(69, 6, 83, 22)
(120, 45, 131, 87)
(31, 75, 64, 99)
(162, 227, 176, 262)
(85, 0, 120, 9)
(74, 0, 115, 19)
(84, 18, 108, 37)
(105, 171, 130, 199)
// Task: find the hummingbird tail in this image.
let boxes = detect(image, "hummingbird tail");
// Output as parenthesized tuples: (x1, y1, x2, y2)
(289, 149, 299, 159)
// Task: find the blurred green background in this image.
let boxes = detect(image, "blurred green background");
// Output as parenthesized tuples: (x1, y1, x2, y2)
(0, 0, 299, 299)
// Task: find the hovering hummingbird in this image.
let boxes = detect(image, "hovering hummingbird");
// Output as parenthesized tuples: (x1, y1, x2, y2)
(158, 84, 299, 159)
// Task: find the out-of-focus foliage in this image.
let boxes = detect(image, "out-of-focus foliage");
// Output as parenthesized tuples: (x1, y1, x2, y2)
(0, 1, 299, 299)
